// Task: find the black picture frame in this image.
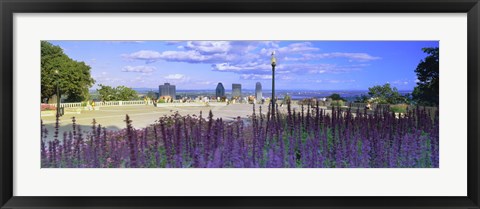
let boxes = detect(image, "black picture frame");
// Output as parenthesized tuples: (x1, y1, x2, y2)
(1, 0, 479, 208)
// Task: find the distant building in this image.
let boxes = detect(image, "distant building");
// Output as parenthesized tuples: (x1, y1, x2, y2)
(159, 83, 176, 99)
(255, 82, 262, 100)
(216, 82, 225, 98)
(232, 83, 242, 98)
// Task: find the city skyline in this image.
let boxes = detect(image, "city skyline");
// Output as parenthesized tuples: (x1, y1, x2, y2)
(48, 40, 439, 91)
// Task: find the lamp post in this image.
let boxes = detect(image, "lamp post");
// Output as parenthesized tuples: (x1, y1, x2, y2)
(55, 70, 61, 117)
(271, 51, 276, 119)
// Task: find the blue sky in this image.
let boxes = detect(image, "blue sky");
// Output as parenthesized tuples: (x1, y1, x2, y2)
(48, 40, 438, 91)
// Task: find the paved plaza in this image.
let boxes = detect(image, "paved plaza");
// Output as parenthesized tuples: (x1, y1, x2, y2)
(41, 102, 311, 141)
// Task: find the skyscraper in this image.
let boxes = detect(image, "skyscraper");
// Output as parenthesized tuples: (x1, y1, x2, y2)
(255, 82, 262, 100)
(216, 82, 225, 98)
(159, 83, 176, 99)
(232, 83, 242, 98)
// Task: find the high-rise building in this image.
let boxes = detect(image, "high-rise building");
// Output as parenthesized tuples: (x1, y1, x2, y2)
(159, 83, 176, 99)
(232, 83, 242, 98)
(216, 82, 225, 98)
(255, 82, 262, 100)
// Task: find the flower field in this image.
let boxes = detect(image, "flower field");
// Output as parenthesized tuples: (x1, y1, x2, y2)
(41, 102, 439, 168)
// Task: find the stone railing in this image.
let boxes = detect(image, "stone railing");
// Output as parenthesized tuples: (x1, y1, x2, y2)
(50, 99, 232, 108)
(55, 102, 83, 108)
(50, 100, 154, 108)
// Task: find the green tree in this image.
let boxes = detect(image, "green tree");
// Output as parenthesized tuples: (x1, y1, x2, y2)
(328, 93, 345, 101)
(354, 94, 370, 103)
(97, 84, 116, 101)
(97, 84, 138, 101)
(368, 83, 403, 104)
(41, 41, 95, 102)
(146, 91, 156, 99)
(116, 86, 139, 101)
(412, 47, 439, 106)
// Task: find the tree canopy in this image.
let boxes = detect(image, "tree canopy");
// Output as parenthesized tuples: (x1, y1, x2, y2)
(327, 93, 345, 101)
(368, 83, 405, 104)
(41, 41, 95, 102)
(412, 47, 439, 106)
(97, 84, 139, 101)
(146, 91, 157, 99)
(354, 94, 370, 103)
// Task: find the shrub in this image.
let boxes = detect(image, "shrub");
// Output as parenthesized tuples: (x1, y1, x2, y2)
(390, 104, 409, 113)
(331, 100, 344, 107)
(284, 95, 292, 104)
(41, 104, 56, 111)
(328, 93, 345, 101)
(297, 98, 317, 106)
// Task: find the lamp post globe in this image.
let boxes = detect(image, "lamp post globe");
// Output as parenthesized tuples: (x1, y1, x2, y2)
(271, 51, 276, 119)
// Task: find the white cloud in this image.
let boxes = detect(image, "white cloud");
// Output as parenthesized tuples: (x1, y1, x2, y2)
(124, 42, 378, 66)
(121, 41, 379, 83)
(286, 52, 380, 62)
(260, 42, 319, 57)
(121, 65, 156, 74)
(279, 42, 319, 53)
(165, 74, 185, 79)
(212, 62, 271, 73)
(240, 74, 292, 80)
(164, 74, 190, 83)
(195, 81, 214, 85)
(391, 80, 410, 85)
(123, 50, 162, 62)
(184, 41, 231, 54)
(212, 62, 363, 77)
(240, 74, 273, 80)
(165, 41, 183, 45)
(323, 52, 380, 62)
(123, 50, 234, 64)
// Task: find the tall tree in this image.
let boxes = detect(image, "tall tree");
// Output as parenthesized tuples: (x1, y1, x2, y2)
(368, 83, 403, 104)
(412, 47, 439, 106)
(116, 86, 139, 101)
(97, 84, 116, 101)
(41, 41, 95, 102)
(97, 84, 139, 101)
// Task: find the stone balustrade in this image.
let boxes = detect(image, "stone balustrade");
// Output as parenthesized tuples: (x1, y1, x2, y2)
(50, 100, 154, 108)
(48, 100, 227, 108)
